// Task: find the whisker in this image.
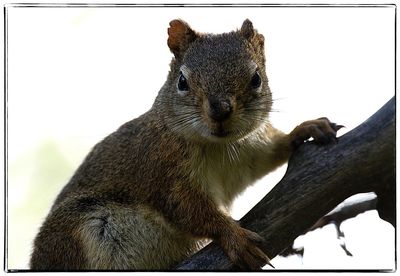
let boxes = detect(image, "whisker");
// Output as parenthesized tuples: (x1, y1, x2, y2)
(271, 96, 288, 102)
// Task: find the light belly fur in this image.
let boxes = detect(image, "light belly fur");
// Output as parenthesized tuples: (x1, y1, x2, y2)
(190, 126, 281, 209)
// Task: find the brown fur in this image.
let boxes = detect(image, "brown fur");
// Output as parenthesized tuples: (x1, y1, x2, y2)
(30, 19, 339, 271)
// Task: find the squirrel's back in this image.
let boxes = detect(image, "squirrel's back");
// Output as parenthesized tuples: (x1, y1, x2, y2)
(52, 110, 191, 209)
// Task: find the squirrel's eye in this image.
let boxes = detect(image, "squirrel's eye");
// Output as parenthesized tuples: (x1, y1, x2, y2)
(251, 71, 262, 89)
(178, 72, 189, 92)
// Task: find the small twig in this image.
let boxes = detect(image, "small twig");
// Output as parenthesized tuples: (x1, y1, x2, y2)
(309, 196, 378, 232)
(280, 195, 377, 258)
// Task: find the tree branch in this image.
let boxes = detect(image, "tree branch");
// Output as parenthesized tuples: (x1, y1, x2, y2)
(309, 194, 378, 232)
(177, 97, 395, 270)
(282, 194, 378, 258)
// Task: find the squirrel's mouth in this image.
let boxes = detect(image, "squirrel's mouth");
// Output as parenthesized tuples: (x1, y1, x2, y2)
(210, 123, 230, 138)
(211, 129, 230, 137)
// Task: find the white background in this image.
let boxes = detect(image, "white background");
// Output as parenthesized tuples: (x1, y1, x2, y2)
(5, 3, 395, 270)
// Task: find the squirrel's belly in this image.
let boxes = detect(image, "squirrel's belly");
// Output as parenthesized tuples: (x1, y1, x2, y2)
(191, 144, 264, 208)
(201, 162, 255, 208)
(78, 203, 199, 270)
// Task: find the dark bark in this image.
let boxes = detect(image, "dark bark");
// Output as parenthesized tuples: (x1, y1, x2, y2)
(376, 181, 396, 226)
(177, 96, 395, 270)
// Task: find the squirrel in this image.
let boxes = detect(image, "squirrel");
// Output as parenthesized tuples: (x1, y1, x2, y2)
(30, 19, 341, 271)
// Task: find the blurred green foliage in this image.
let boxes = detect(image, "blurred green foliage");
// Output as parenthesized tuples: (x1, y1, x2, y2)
(8, 140, 77, 269)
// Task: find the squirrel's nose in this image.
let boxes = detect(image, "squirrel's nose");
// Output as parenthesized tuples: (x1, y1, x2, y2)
(208, 99, 233, 122)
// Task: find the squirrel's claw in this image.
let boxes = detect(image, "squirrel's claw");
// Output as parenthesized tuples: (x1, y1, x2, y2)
(289, 117, 343, 148)
(334, 124, 345, 131)
(329, 122, 345, 132)
(221, 226, 272, 271)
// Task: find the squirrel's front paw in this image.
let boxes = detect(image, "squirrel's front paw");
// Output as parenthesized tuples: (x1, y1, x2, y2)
(219, 226, 271, 270)
(289, 117, 344, 148)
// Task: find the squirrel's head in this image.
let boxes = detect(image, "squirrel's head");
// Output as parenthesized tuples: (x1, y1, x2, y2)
(160, 19, 272, 143)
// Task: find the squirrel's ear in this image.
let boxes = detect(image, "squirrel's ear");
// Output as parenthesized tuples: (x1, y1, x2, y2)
(240, 19, 265, 51)
(167, 19, 198, 59)
(240, 19, 255, 41)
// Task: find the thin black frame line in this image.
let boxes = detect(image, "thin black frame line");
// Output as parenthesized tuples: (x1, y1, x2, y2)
(5, 268, 392, 273)
(394, 4, 398, 273)
(4, 3, 397, 8)
(3, 4, 8, 273)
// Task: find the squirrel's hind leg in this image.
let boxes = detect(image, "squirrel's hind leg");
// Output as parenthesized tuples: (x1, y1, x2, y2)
(30, 197, 97, 271)
(31, 196, 197, 270)
(75, 200, 198, 270)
